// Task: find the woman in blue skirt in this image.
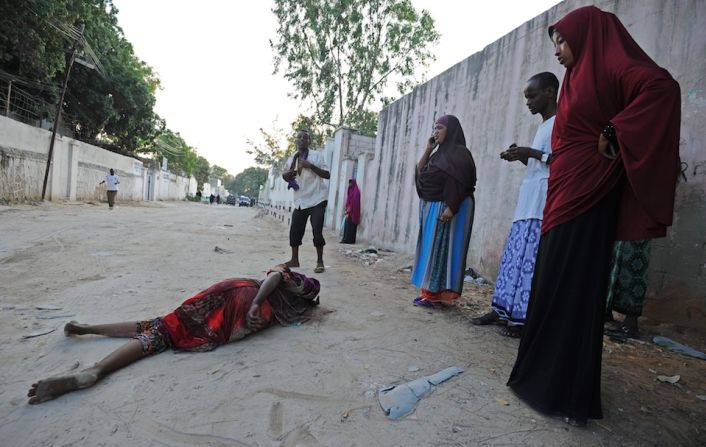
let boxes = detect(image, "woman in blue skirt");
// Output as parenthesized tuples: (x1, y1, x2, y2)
(412, 115, 476, 307)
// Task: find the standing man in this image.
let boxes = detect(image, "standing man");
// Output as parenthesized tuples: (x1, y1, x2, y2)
(472, 72, 558, 337)
(98, 168, 120, 209)
(282, 129, 330, 273)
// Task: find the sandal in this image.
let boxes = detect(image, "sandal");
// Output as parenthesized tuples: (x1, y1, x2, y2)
(605, 325, 639, 341)
(412, 297, 441, 308)
(314, 263, 325, 273)
(471, 310, 499, 326)
(498, 325, 522, 338)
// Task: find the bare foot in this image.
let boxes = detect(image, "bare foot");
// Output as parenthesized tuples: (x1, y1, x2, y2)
(64, 321, 89, 336)
(284, 259, 300, 268)
(27, 369, 98, 404)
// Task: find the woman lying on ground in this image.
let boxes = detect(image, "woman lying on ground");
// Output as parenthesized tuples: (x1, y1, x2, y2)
(27, 266, 321, 404)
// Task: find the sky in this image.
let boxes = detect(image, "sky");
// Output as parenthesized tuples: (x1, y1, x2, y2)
(112, 0, 561, 175)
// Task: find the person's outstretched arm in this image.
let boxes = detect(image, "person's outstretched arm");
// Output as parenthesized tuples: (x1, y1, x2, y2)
(247, 271, 284, 330)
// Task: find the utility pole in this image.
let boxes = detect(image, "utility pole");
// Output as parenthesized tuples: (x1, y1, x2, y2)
(41, 24, 84, 201)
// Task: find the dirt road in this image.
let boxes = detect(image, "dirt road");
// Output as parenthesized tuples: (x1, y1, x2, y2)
(0, 201, 703, 446)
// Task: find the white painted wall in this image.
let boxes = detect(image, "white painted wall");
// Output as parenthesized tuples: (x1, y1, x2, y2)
(0, 116, 195, 202)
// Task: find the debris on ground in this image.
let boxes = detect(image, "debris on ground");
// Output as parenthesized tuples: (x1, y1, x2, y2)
(378, 366, 464, 420)
(37, 314, 75, 320)
(463, 267, 490, 285)
(653, 336, 706, 361)
(35, 305, 62, 310)
(22, 327, 57, 339)
(214, 246, 233, 254)
(340, 246, 392, 266)
(656, 375, 681, 385)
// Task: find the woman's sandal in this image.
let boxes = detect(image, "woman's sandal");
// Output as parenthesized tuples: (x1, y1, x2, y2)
(471, 311, 499, 325)
(412, 297, 442, 308)
(314, 263, 325, 273)
(498, 325, 522, 338)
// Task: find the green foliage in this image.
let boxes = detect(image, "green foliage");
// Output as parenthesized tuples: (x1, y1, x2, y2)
(247, 114, 328, 168)
(271, 0, 438, 135)
(193, 156, 210, 191)
(227, 167, 268, 199)
(138, 129, 201, 178)
(210, 165, 229, 185)
(0, 0, 162, 154)
(246, 121, 288, 167)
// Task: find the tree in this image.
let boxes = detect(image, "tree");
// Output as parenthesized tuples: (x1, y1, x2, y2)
(246, 114, 327, 168)
(139, 129, 199, 177)
(192, 156, 210, 191)
(270, 0, 439, 135)
(227, 167, 268, 199)
(210, 165, 229, 185)
(0, 0, 162, 154)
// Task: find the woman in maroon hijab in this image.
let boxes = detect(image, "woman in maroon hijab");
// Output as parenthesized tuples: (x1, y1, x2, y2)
(341, 178, 361, 244)
(507, 6, 680, 426)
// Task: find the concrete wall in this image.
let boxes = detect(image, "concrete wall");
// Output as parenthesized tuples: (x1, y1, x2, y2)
(0, 115, 195, 202)
(360, 0, 706, 327)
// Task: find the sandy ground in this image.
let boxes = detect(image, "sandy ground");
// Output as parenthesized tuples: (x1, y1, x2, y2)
(0, 201, 704, 447)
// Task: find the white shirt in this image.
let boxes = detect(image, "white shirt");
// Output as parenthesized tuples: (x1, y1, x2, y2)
(104, 174, 120, 191)
(512, 116, 554, 222)
(285, 150, 329, 209)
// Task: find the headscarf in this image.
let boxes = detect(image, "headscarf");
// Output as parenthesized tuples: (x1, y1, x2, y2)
(543, 6, 681, 239)
(345, 179, 361, 224)
(428, 115, 476, 191)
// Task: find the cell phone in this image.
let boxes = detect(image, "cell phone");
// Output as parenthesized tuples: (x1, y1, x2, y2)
(429, 136, 436, 145)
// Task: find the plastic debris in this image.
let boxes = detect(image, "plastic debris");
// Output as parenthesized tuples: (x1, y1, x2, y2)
(652, 336, 706, 361)
(378, 366, 463, 420)
(656, 375, 680, 384)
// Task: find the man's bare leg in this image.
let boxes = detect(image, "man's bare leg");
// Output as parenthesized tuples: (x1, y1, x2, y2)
(314, 246, 325, 273)
(28, 338, 146, 404)
(285, 245, 300, 267)
(64, 320, 138, 337)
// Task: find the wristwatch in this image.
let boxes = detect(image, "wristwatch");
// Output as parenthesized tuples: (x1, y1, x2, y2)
(540, 153, 550, 164)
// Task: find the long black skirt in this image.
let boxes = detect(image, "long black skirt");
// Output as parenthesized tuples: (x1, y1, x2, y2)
(341, 216, 357, 244)
(507, 186, 620, 421)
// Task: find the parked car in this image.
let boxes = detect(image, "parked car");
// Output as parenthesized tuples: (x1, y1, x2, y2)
(225, 194, 236, 205)
(239, 195, 250, 207)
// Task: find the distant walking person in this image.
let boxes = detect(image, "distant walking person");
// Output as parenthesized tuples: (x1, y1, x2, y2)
(98, 169, 120, 209)
(472, 72, 558, 338)
(340, 178, 361, 244)
(209, 193, 215, 205)
(412, 115, 476, 307)
(282, 130, 330, 273)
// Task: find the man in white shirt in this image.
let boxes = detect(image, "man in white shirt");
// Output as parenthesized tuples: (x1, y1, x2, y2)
(282, 130, 330, 272)
(99, 168, 120, 209)
(472, 72, 558, 338)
